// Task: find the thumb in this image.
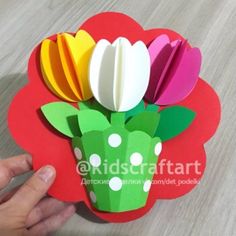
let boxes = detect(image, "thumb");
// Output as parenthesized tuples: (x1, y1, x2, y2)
(8, 165, 56, 216)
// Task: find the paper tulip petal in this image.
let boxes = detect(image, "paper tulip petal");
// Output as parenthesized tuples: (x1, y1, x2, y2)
(61, 31, 95, 99)
(89, 37, 150, 111)
(145, 35, 201, 105)
(40, 39, 78, 102)
(57, 34, 83, 99)
(41, 30, 95, 101)
(148, 34, 169, 65)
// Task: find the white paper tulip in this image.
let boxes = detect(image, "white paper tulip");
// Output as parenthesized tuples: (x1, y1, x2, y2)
(89, 37, 150, 112)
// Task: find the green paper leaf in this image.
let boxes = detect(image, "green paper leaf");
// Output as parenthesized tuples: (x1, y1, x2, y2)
(41, 102, 80, 137)
(125, 111, 160, 137)
(155, 106, 196, 141)
(78, 100, 111, 120)
(78, 100, 92, 110)
(77, 110, 111, 134)
(125, 100, 145, 120)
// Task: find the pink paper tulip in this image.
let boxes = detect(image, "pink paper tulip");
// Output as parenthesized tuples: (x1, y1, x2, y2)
(145, 34, 202, 105)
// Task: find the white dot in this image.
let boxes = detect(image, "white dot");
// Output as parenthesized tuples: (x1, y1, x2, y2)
(108, 133, 122, 148)
(109, 177, 122, 191)
(89, 154, 101, 167)
(143, 180, 152, 192)
(130, 152, 143, 166)
(74, 147, 82, 160)
(89, 191, 96, 203)
(154, 142, 162, 156)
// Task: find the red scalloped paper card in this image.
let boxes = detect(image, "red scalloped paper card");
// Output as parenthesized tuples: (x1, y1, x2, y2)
(8, 12, 221, 222)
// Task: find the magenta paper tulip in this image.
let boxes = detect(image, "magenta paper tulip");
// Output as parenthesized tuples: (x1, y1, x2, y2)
(145, 34, 202, 105)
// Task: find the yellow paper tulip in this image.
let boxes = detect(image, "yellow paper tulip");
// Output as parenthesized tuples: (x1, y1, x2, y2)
(40, 30, 95, 101)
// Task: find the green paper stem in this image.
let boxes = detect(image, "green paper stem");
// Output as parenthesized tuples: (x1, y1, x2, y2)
(111, 112, 126, 126)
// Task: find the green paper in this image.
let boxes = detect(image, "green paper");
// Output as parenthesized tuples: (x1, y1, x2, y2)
(73, 126, 161, 212)
(78, 100, 92, 110)
(155, 106, 196, 141)
(42, 100, 166, 212)
(110, 112, 125, 126)
(146, 104, 159, 112)
(41, 102, 80, 137)
(77, 110, 111, 134)
(125, 111, 160, 137)
(125, 100, 145, 120)
(78, 100, 111, 120)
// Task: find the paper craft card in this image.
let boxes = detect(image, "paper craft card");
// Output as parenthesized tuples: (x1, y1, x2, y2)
(8, 12, 221, 222)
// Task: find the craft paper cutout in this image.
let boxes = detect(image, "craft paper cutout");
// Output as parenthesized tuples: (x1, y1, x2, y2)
(41, 102, 80, 137)
(155, 106, 196, 141)
(7, 12, 221, 222)
(40, 40, 78, 102)
(145, 35, 202, 105)
(89, 37, 150, 111)
(77, 110, 111, 134)
(125, 111, 160, 137)
(125, 100, 146, 120)
(73, 130, 161, 212)
(41, 101, 195, 212)
(41, 30, 95, 101)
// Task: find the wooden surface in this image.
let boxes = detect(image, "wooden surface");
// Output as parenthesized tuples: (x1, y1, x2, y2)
(0, 0, 235, 235)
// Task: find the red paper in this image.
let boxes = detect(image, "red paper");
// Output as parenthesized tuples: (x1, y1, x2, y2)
(7, 12, 221, 222)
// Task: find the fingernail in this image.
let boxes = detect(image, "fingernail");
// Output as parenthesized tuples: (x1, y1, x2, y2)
(37, 166, 55, 183)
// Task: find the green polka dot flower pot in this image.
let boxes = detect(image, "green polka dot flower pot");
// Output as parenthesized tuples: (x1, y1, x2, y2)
(72, 126, 161, 212)
(41, 100, 195, 212)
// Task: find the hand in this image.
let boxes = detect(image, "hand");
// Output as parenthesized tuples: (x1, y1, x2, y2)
(0, 154, 76, 236)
